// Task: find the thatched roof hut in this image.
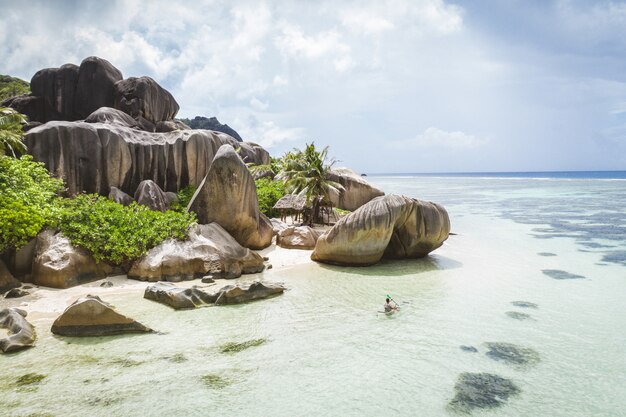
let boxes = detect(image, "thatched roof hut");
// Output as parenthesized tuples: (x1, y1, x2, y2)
(273, 194, 307, 211)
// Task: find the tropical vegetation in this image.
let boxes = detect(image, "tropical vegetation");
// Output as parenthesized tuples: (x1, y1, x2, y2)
(0, 107, 27, 156)
(0, 74, 29, 102)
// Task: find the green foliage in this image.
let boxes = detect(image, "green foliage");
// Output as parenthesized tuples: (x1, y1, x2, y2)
(15, 373, 47, 386)
(0, 155, 64, 253)
(200, 374, 232, 389)
(55, 195, 196, 264)
(0, 107, 27, 156)
(255, 178, 285, 218)
(0, 74, 29, 102)
(169, 184, 197, 211)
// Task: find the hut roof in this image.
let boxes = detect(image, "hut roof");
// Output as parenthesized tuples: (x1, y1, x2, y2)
(273, 194, 307, 211)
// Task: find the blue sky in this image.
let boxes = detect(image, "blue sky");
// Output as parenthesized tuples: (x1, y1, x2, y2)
(1, 0, 625, 172)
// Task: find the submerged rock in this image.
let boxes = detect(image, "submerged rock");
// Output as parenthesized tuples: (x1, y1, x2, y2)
(448, 372, 520, 412)
(4, 288, 29, 299)
(31, 230, 113, 289)
(459, 345, 478, 353)
(510, 301, 538, 309)
(276, 226, 320, 249)
(537, 252, 557, 257)
(0, 260, 21, 294)
(144, 282, 217, 309)
(485, 342, 540, 367)
(188, 144, 273, 249)
(214, 281, 285, 305)
(128, 223, 265, 282)
(312, 194, 450, 266)
(0, 308, 36, 353)
(542, 269, 586, 280)
(51, 295, 153, 336)
(328, 167, 385, 211)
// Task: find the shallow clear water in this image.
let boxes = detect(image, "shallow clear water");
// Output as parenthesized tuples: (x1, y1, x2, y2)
(1, 176, 625, 416)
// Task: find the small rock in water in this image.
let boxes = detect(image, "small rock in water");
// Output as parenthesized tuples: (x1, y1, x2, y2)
(4, 288, 29, 298)
(542, 269, 586, 280)
(537, 252, 557, 257)
(485, 342, 540, 367)
(22, 285, 34, 290)
(201, 276, 215, 284)
(263, 256, 269, 261)
(100, 280, 114, 288)
(448, 372, 520, 412)
(505, 311, 533, 321)
(460, 345, 478, 353)
(267, 264, 273, 270)
(510, 301, 538, 309)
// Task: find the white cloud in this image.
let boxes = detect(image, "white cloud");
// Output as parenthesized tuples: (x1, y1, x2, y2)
(250, 97, 269, 110)
(275, 25, 352, 70)
(236, 114, 304, 148)
(394, 127, 488, 149)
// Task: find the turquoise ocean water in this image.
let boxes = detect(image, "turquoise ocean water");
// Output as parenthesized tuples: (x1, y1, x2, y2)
(1, 173, 625, 416)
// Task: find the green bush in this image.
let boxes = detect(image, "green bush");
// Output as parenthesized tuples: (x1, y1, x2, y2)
(55, 195, 196, 264)
(0, 155, 64, 253)
(169, 184, 197, 212)
(255, 178, 285, 218)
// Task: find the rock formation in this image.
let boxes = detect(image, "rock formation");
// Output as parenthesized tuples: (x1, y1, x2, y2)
(328, 167, 385, 211)
(128, 223, 265, 282)
(144, 281, 285, 309)
(214, 281, 284, 305)
(0, 259, 21, 294)
(108, 187, 134, 206)
(181, 116, 243, 141)
(23, 117, 269, 196)
(188, 144, 273, 250)
(114, 76, 179, 131)
(276, 226, 320, 249)
(144, 282, 217, 309)
(311, 194, 450, 266)
(85, 106, 139, 128)
(31, 230, 113, 288)
(0, 308, 36, 353)
(51, 295, 152, 336)
(134, 180, 170, 211)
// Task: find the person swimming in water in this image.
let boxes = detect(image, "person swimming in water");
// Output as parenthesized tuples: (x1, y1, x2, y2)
(384, 297, 399, 313)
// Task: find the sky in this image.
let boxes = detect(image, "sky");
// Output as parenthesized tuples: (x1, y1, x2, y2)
(1, 0, 625, 173)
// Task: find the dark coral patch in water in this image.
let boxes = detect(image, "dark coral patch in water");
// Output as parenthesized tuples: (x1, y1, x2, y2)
(485, 342, 540, 367)
(542, 269, 586, 280)
(448, 372, 520, 413)
(537, 252, 557, 257)
(511, 301, 538, 309)
(460, 345, 478, 353)
(506, 311, 533, 320)
(601, 251, 626, 266)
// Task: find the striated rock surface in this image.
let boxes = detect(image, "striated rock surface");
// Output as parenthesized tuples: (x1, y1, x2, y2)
(51, 295, 152, 336)
(328, 167, 385, 211)
(183, 116, 243, 141)
(312, 194, 450, 266)
(188, 145, 273, 250)
(0, 260, 21, 294)
(270, 218, 289, 236)
(144, 282, 217, 309)
(128, 223, 265, 282)
(85, 106, 139, 128)
(134, 180, 169, 211)
(31, 230, 113, 288)
(277, 226, 320, 249)
(74, 57, 124, 118)
(214, 281, 285, 305)
(24, 119, 269, 196)
(108, 186, 134, 206)
(0, 308, 36, 353)
(114, 76, 179, 129)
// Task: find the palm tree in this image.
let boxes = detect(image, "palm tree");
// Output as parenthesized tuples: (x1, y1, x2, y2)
(0, 107, 27, 157)
(277, 142, 344, 226)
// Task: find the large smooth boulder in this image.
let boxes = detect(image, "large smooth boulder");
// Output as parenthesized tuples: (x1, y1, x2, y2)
(214, 281, 285, 305)
(128, 223, 265, 282)
(183, 116, 243, 141)
(30, 63, 80, 121)
(328, 168, 385, 211)
(85, 106, 139, 128)
(74, 56, 124, 119)
(115, 76, 179, 127)
(276, 226, 320, 249)
(0, 260, 21, 294)
(311, 194, 450, 266)
(108, 186, 134, 206)
(188, 145, 273, 250)
(144, 282, 217, 309)
(24, 120, 269, 196)
(0, 308, 36, 353)
(134, 180, 169, 211)
(51, 295, 152, 336)
(31, 230, 113, 288)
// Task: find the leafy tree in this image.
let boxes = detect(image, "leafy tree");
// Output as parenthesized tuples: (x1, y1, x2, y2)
(0, 75, 29, 102)
(0, 155, 64, 253)
(276, 143, 343, 225)
(0, 107, 27, 157)
(55, 195, 196, 264)
(255, 178, 286, 218)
